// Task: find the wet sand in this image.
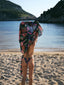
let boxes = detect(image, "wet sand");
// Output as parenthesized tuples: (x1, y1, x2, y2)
(0, 51, 64, 85)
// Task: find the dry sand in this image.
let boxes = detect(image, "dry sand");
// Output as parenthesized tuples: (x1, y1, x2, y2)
(0, 51, 64, 85)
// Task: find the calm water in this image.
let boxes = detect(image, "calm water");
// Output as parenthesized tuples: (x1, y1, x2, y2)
(0, 21, 64, 51)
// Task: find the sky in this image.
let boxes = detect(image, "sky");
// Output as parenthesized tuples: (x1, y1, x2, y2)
(9, 0, 60, 17)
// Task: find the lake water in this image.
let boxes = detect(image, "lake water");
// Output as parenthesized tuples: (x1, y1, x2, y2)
(0, 21, 64, 51)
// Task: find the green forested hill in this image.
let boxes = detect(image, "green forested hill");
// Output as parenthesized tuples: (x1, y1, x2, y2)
(38, 0, 64, 23)
(0, 0, 36, 21)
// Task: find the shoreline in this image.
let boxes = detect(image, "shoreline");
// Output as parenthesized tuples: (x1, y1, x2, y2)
(0, 47, 64, 52)
(0, 48, 64, 55)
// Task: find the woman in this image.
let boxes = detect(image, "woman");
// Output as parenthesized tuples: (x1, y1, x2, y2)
(19, 20, 42, 85)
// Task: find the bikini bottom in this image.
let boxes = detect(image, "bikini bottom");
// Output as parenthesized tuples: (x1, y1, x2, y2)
(20, 55, 32, 75)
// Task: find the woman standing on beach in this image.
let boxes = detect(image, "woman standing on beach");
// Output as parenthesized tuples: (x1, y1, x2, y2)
(19, 20, 42, 85)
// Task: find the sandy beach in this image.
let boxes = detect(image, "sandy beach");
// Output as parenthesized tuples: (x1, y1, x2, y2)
(0, 50, 64, 85)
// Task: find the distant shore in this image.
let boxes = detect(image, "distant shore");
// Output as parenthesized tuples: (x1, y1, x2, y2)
(0, 19, 36, 21)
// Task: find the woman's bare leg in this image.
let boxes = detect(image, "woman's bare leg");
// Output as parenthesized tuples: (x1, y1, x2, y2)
(21, 58, 27, 85)
(28, 56, 34, 85)
(27, 39, 37, 85)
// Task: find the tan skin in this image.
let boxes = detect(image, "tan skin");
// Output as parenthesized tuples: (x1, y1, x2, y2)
(21, 38, 37, 85)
